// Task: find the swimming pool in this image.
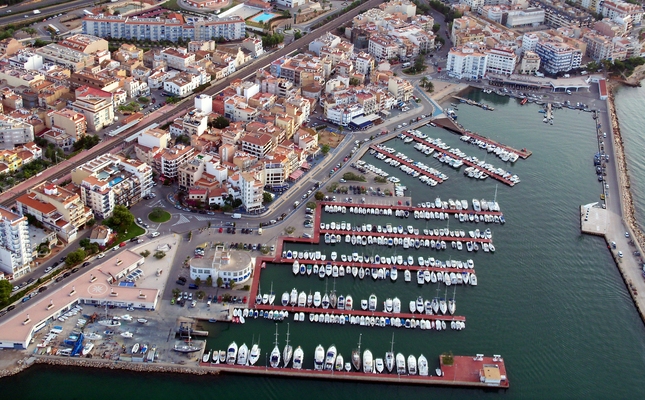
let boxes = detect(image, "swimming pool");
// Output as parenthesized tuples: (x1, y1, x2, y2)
(250, 12, 278, 23)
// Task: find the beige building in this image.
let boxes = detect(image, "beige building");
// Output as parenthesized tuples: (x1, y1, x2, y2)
(71, 86, 114, 132)
(47, 109, 87, 143)
(520, 51, 541, 74)
(155, 145, 196, 179)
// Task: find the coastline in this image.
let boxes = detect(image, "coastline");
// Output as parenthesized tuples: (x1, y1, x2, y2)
(604, 77, 645, 323)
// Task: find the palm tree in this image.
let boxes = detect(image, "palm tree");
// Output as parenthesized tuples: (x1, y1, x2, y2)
(420, 76, 429, 89)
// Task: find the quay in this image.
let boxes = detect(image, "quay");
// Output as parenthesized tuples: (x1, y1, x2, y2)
(253, 303, 466, 323)
(318, 228, 492, 244)
(401, 132, 517, 186)
(431, 117, 532, 159)
(197, 355, 509, 388)
(275, 258, 476, 275)
(452, 95, 495, 111)
(369, 145, 446, 183)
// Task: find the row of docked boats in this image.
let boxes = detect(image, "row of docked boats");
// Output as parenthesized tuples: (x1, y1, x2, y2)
(289, 252, 476, 269)
(279, 287, 354, 310)
(459, 135, 520, 163)
(353, 159, 390, 178)
(324, 198, 502, 215)
(371, 146, 449, 183)
(413, 269, 478, 286)
(323, 232, 494, 253)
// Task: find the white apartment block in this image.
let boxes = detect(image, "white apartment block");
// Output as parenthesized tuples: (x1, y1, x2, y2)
(160, 48, 196, 71)
(486, 47, 518, 75)
(71, 154, 153, 218)
(0, 115, 35, 150)
(82, 15, 246, 42)
(534, 40, 582, 73)
(355, 52, 375, 76)
(8, 50, 44, 71)
(0, 207, 32, 279)
(600, 0, 643, 25)
(460, 0, 485, 10)
(447, 45, 488, 79)
(324, 103, 365, 126)
(240, 172, 264, 212)
(522, 33, 540, 52)
(276, 0, 306, 8)
(506, 8, 545, 27)
(368, 35, 400, 62)
(164, 73, 201, 98)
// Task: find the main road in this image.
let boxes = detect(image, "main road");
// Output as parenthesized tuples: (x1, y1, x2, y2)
(0, 0, 97, 25)
(0, 0, 384, 209)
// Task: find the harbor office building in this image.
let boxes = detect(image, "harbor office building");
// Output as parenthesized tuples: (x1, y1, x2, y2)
(0, 251, 158, 349)
(190, 245, 253, 285)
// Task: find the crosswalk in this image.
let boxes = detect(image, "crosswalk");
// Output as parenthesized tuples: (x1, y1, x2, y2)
(172, 214, 190, 226)
(171, 213, 217, 226)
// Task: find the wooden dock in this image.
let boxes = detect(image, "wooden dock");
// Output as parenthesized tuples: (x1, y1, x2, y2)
(198, 355, 509, 388)
(401, 132, 518, 186)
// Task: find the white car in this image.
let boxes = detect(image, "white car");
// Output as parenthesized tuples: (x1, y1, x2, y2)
(97, 253, 105, 259)
(150, 231, 160, 238)
(44, 266, 52, 273)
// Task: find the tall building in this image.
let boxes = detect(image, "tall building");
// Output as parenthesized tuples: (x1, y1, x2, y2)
(447, 45, 488, 79)
(71, 154, 153, 218)
(0, 206, 32, 279)
(486, 47, 518, 75)
(535, 40, 582, 73)
(0, 114, 35, 150)
(71, 86, 114, 132)
(240, 171, 264, 213)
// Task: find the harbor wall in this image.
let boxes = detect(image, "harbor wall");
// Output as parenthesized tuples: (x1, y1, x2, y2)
(604, 83, 645, 323)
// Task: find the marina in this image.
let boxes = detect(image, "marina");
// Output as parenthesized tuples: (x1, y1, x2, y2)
(197, 354, 509, 388)
(400, 131, 519, 186)
(452, 96, 495, 111)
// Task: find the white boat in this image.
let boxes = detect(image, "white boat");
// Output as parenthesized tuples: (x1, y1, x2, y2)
(281, 292, 289, 307)
(292, 346, 304, 369)
(404, 270, 411, 282)
(324, 345, 337, 371)
(82, 343, 94, 356)
(249, 343, 261, 366)
(393, 297, 401, 314)
(375, 358, 384, 373)
(137, 318, 148, 324)
(298, 291, 306, 307)
(335, 353, 344, 371)
(270, 325, 281, 368)
(390, 267, 398, 281)
(290, 288, 298, 306)
(313, 291, 322, 307)
(408, 354, 417, 375)
(226, 342, 238, 364)
(121, 314, 133, 322)
(268, 283, 275, 305)
(98, 319, 121, 327)
(237, 343, 249, 365)
(292, 260, 299, 275)
(120, 331, 133, 338)
(283, 324, 293, 368)
(418, 354, 429, 376)
(132, 343, 140, 354)
(385, 333, 395, 373)
(384, 298, 393, 313)
(368, 294, 377, 311)
(345, 295, 353, 310)
(352, 334, 362, 371)
(314, 344, 325, 370)
(86, 332, 102, 340)
(396, 353, 406, 374)
(363, 349, 373, 373)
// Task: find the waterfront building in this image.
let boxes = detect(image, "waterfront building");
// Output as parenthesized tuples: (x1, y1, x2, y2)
(190, 245, 252, 285)
(534, 40, 582, 73)
(447, 44, 488, 80)
(0, 206, 32, 280)
(485, 47, 518, 76)
(520, 51, 541, 74)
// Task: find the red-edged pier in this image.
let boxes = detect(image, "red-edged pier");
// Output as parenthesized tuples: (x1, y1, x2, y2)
(369, 145, 445, 183)
(400, 131, 517, 186)
(319, 229, 492, 244)
(198, 355, 509, 388)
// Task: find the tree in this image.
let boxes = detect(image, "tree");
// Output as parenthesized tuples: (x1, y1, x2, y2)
(314, 191, 324, 201)
(206, 276, 213, 287)
(154, 250, 166, 259)
(294, 31, 302, 40)
(140, 250, 151, 258)
(65, 249, 86, 267)
(0, 279, 12, 304)
(349, 77, 361, 86)
(432, 23, 441, 33)
(104, 205, 134, 232)
(229, 280, 236, 290)
(217, 277, 224, 288)
(172, 288, 181, 298)
(263, 192, 273, 204)
(321, 144, 331, 155)
(175, 134, 191, 145)
(194, 277, 202, 286)
(212, 116, 230, 129)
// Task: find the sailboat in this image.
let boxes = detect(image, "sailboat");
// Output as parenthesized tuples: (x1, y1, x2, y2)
(385, 333, 395, 373)
(269, 324, 280, 368)
(256, 282, 263, 304)
(268, 282, 275, 305)
(352, 333, 362, 371)
(448, 285, 456, 315)
(283, 323, 293, 368)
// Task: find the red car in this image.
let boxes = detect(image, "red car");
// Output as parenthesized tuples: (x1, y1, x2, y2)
(219, 227, 223, 233)
(119, 242, 126, 247)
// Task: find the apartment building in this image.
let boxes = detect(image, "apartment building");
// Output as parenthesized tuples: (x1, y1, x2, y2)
(161, 48, 196, 71)
(16, 182, 94, 242)
(240, 171, 264, 212)
(0, 207, 32, 279)
(447, 45, 489, 79)
(520, 51, 541, 74)
(8, 50, 44, 71)
(600, 0, 643, 24)
(0, 114, 35, 150)
(155, 144, 195, 179)
(534, 40, 582, 73)
(506, 8, 545, 27)
(35, 43, 94, 72)
(355, 52, 376, 76)
(71, 154, 153, 218)
(82, 14, 246, 42)
(368, 35, 400, 62)
(70, 86, 114, 132)
(164, 72, 201, 97)
(486, 47, 518, 75)
(241, 133, 275, 159)
(47, 108, 87, 142)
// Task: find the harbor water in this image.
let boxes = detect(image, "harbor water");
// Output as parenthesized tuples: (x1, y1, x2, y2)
(4, 89, 645, 399)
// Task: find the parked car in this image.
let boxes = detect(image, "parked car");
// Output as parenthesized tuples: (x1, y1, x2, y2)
(188, 283, 199, 289)
(176, 279, 186, 286)
(44, 266, 53, 273)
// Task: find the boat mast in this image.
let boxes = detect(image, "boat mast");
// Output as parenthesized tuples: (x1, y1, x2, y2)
(274, 323, 279, 347)
(390, 333, 394, 353)
(285, 323, 290, 347)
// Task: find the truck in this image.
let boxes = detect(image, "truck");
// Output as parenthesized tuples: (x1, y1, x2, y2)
(257, 228, 263, 235)
(232, 213, 242, 219)
(33, 9, 40, 14)
(83, 9, 94, 16)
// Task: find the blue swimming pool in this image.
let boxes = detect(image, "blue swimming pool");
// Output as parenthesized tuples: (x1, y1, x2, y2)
(250, 12, 278, 23)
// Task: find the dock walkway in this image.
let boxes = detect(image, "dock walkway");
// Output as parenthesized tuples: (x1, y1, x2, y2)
(401, 132, 517, 186)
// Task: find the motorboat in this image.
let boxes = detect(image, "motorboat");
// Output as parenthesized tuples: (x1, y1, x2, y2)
(418, 354, 429, 376)
(292, 260, 299, 275)
(322, 293, 330, 309)
(324, 345, 337, 371)
(82, 343, 94, 356)
(313, 291, 322, 307)
(298, 291, 306, 307)
(314, 344, 325, 371)
(137, 318, 148, 324)
(132, 343, 140, 354)
(375, 358, 384, 373)
(385, 335, 395, 373)
(384, 298, 393, 313)
(368, 294, 377, 312)
(292, 346, 304, 369)
(85, 332, 102, 340)
(218, 349, 226, 363)
(390, 267, 398, 281)
(249, 343, 260, 366)
(281, 292, 289, 307)
(237, 343, 249, 365)
(121, 314, 133, 322)
(392, 297, 401, 314)
(408, 354, 417, 375)
(361, 299, 368, 310)
(345, 295, 353, 310)
(363, 349, 373, 373)
(121, 331, 133, 338)
(396, 353, 406, 374)
(404, 270, 411, 282)
(98, 319, 121, 327)
(335, 354, 344, 372)
(290, 288, 298, 306)
(226, 342, 238, 364)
